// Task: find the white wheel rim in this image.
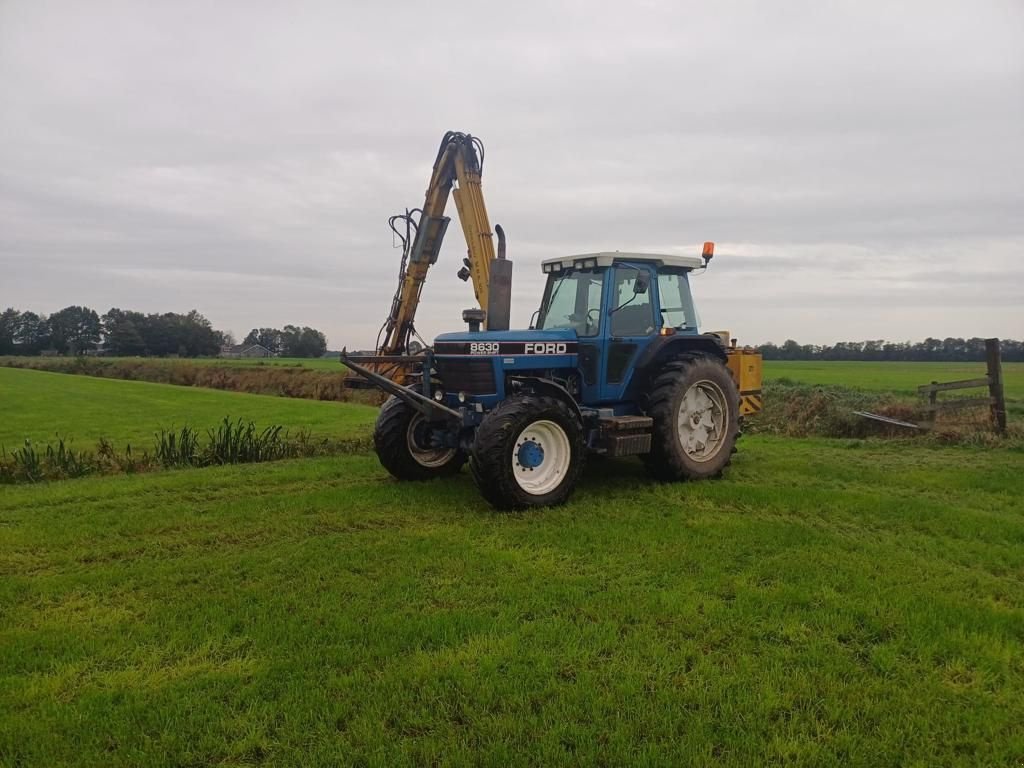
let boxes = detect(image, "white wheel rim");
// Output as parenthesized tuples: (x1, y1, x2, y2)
(512, 419, 571, 496)
(676, 379, 729, 462)
(406, 414, 457, 468)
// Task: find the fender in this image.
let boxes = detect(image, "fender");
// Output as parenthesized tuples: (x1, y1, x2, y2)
(633, 334, 727, 375)
(509, 376, 584, 424)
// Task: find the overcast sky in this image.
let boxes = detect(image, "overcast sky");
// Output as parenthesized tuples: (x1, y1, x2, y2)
(1, 0, 1021, 349)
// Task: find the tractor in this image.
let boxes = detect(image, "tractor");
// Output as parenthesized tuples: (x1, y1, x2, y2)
(342, 246, 762, 509)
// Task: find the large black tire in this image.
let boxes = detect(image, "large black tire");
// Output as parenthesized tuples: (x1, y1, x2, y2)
(470, 394, 585, 510)
(642, 355, 740, 482)
(374, 396, 466, 481)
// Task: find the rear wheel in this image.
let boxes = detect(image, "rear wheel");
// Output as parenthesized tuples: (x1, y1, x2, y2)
(374, 396, 465, 481)
(470, 394, 584, 510)
(642, 355, 739, 481)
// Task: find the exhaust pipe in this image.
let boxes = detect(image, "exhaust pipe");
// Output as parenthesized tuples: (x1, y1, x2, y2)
(496, 223, 507, 261)
(486, 224, 512, 331)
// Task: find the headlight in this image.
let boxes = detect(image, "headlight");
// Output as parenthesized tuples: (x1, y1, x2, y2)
(433, 390, 444, 402)
(458, 391, 467, 403)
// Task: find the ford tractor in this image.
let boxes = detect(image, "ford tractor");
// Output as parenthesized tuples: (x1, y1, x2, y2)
(342, 244, 763, 510)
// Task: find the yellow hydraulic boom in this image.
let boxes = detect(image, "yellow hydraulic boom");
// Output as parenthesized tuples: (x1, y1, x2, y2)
(376, 132, 499, 364)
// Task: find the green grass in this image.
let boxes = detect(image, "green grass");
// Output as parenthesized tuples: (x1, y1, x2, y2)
(2, 437, 1023, 766)
(765, 360, 1024, 399)
(0, 367, 377, 448)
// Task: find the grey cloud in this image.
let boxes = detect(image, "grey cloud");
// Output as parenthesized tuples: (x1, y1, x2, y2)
(1, 0, 1022, 347)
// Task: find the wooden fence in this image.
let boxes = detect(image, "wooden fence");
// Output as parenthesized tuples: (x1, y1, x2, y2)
(917, 338, 1007, 434)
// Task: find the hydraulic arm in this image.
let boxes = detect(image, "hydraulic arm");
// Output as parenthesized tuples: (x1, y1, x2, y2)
(376, 132, 498, 358)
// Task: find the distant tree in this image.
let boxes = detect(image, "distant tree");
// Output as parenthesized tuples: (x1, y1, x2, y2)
(0, 308, 19, 355)
(101, 308, 147, 356)
(280, 325, 327, 357)
(49, 305, 101, 354)
(779, 339, 804, 360)
(243, 328, 282, 354)
(177, 310, 222, 357)
(758, 337, 1023, 363)
(14, 311, 51, 354)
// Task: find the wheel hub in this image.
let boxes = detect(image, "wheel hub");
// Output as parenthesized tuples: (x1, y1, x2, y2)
(677, 380, 728, 462)
(406, 413, 457, 468)
(511, 419, 571, 495)
(516, 438, 545, 469)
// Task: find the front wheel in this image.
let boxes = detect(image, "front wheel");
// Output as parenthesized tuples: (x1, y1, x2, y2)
(470, 394, 584, 510)
(374, 396, 466, 481)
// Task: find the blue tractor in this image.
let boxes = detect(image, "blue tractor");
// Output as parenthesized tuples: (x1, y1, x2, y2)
(342, 246, 763, 510)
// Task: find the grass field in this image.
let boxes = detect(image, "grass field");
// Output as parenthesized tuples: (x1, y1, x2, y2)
(764, 360, 1024, 399)
(3, 359, 1023, 763)
(0, 367, 377, 448)
(2, 437, 1023, 765)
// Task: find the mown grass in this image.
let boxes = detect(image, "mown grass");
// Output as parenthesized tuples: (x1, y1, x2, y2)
(1, 437, 1023, 766)
(0, 367, 377, 448)
(0, 356, 367, 403)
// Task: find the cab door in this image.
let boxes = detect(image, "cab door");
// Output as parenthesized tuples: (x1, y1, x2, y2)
(599, 264, 657, 402)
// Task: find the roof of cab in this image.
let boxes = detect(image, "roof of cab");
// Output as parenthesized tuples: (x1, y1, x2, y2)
(540, 252, 704, 271)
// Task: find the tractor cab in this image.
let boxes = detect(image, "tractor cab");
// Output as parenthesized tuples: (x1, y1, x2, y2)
(427, 253, 718, 413)
(533, 253, 704, 405)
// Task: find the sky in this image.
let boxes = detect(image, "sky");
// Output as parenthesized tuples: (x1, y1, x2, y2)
(1, 0, 1022, 349)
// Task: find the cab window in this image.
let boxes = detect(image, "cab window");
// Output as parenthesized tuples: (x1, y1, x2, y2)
(656, 270, 696, 329)
(610, 266, 655, 336)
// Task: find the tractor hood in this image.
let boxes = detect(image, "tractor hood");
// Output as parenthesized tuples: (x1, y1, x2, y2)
(433, 328, 579, 356)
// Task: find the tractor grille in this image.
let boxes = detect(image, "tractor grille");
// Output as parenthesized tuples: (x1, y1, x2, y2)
(435, 357, 496, 395)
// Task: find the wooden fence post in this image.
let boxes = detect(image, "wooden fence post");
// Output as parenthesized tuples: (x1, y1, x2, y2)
(985, 338, 1007, 435)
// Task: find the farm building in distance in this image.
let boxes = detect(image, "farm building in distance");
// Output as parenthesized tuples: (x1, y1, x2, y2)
(220, 343, 273, 359)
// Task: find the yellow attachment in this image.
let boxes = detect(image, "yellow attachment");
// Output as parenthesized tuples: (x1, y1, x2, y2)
(451, 153, 495, 307)
(726, 347, 763, 416)
(379, 132, 496, 359)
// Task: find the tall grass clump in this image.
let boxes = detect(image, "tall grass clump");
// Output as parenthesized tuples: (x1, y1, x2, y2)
(1, 417, 368, 484)
(748, 380, 1020, 444)
(155, 426, 202, 467)
(1, 436, 97, 482)
(205, 418, 290, 464)
(746, 380, 912, 438)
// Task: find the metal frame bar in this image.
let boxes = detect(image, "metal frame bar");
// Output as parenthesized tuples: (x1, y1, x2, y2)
(339, 349, 462, 420)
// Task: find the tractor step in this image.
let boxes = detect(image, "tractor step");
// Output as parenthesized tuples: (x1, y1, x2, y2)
(598, 415, 653, 457)
(600, 415, 653, 432)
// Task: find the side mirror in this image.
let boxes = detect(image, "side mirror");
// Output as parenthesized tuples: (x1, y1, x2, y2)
(633, 272, 650, 294)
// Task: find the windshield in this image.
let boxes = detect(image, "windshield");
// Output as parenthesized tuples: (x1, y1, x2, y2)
(537, 268, 603, 337)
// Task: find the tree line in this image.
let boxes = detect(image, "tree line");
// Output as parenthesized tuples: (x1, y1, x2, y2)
(757, 337, 1024, 362)
(0, 306, 328, 358)
(242, 327, 327, 358)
